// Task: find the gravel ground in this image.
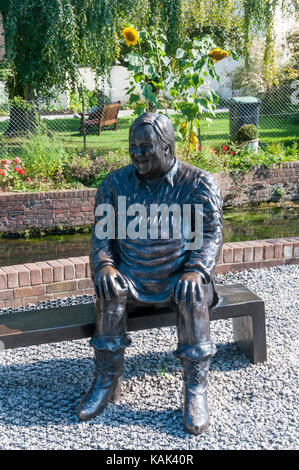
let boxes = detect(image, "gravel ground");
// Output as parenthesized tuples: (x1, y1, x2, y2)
(0, 264, 298, 450)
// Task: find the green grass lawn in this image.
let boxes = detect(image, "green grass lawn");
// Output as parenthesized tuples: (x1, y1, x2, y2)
(0, 112, 298, 155)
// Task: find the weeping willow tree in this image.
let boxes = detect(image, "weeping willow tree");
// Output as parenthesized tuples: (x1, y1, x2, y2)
(0, 0, 183, 134)
(181, 0, 297, 87)
(0, 0, 153, 134)
(181, 0, 242, 52)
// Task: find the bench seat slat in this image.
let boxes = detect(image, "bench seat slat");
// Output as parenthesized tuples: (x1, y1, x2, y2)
(0, 284, 265, 363)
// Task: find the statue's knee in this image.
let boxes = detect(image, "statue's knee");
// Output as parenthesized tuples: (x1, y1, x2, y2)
(97, 291, 127, 315)
(176, 297, 208, 320)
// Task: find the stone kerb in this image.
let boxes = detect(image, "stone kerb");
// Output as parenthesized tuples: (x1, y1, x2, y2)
(0, 238, 298, 309)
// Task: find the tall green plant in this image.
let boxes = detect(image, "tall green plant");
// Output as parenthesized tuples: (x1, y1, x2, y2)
(170, 37, 235, 152)
(20, 128, 70, 180)
(123, 26, 172, 115)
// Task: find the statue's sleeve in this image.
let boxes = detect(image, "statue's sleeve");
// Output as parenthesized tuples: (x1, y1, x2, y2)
(90, 179, 116, 281)
(184, 172, 223, 283)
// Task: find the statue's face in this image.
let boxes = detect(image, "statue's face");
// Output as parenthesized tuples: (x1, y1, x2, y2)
(129, 124, 173, 180)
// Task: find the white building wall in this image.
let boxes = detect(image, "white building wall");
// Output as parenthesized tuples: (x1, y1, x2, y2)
(78, 65, 135, 104)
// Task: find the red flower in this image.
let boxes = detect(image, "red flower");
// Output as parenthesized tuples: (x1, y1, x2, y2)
(14, 157, 21, 164)
(0, 170, 6, 176)
(223, 146, 228, 151)
(18, 169, 25, 175)
(231, 151, 235, 155)
(211, 148, 216, 154)
(198, 145, 201, 150)
(14, 166, 21, 171)
(1, 160, 7, 164)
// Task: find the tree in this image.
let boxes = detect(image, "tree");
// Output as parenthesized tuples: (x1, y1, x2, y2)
(0, 0, 182, 134)
(0, 0, 150, 134)
(181, 0, 297, 86)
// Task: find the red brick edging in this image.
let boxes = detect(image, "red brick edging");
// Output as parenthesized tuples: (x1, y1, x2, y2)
(0, 237, 298, 310)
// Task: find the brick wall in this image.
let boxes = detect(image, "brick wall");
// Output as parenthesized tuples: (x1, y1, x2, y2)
(0, 189, 96, 233)
(214, 161, 299, 206)
(0, 162, 298, 233)
(0, 237, 298, 310)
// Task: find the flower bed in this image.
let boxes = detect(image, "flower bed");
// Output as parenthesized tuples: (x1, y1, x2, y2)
(0, 136, 298, 194)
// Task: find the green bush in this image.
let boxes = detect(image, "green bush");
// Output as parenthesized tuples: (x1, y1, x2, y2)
(180, 141, 298, 174)
(66, 151, 130, 187)
(236, 124, 258, 143)
(20, 128, 71, 180)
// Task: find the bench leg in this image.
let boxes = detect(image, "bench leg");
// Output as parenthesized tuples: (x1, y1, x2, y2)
(232, 304, 267, 364)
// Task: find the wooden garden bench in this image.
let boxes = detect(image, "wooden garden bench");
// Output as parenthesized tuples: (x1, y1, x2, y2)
(0, 284, 267, 364)
(80, 101, 121, 135)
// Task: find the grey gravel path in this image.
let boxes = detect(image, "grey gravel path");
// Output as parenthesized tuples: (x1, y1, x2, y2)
(0, 264, 298, 450)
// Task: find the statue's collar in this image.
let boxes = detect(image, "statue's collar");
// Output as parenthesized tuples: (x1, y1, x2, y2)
(134, 157, 178, 192)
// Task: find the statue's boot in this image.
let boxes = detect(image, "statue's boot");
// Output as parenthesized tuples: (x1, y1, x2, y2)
(174, 309, 216, 436)
(78, 335, 129, 421)
(179, 355, 211, 435)
(78, 290, 130, 421)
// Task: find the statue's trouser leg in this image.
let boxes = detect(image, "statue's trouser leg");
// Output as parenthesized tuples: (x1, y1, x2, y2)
(174, 294, 217, 435)
(77, 292, 130, 421)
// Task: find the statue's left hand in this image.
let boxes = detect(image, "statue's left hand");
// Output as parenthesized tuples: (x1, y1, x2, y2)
(94, 265, 128, 301)
(174, 271, 204, 305)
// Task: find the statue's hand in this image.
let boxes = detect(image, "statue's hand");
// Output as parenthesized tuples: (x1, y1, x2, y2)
(174, 271, 204, 305)
(95, 265, 128, 301)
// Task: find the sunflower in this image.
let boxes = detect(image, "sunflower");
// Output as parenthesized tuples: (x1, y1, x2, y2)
(122, 27, 139, 46)
(180, 121, 187, 130)
(209, 48, 230, 63)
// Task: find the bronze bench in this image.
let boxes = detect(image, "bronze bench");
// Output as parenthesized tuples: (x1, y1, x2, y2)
(0, 284, 267, 364)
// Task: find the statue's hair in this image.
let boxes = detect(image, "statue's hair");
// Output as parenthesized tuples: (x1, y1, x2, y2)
(129, 113, 175, 156)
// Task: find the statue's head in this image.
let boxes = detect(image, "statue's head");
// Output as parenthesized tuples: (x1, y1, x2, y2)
(129, 112, 175, 180)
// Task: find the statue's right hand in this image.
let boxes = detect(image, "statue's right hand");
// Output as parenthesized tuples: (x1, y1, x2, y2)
(94, 265, 128, 301)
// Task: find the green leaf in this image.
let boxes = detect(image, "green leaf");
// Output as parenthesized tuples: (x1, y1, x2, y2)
(210, 89, 219, 104)
(144, 64, 157, 78)
(134, 73, 144, 84)
(129, 93, 140, 103)
(127, 53, 143, 67)
(142, 84, 157, 104)
(161, 56, 171, 67)
(176, 48, 185, 59)
(169, 88, 178, 97)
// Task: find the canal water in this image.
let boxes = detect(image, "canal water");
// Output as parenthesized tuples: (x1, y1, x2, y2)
(0, 202, 298, 267)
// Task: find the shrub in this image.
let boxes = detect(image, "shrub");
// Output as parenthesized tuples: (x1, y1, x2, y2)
(0, 155, 28, 191)
(66, 151, 130, 187)
(236, 124, 258, 143)
(180, 141, 298, 174)
(20, 128, 70, 180)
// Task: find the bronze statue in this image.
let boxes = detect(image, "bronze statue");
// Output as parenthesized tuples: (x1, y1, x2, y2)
(78, 113, 223, 435)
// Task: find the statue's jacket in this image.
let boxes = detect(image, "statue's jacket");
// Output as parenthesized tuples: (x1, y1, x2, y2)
(90, 158, 223, 307)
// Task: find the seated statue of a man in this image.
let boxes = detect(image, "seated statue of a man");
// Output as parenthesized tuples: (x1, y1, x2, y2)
(78, 113, 223, 435)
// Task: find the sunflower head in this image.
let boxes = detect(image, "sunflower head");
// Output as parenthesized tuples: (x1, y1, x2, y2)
(209, 48, 230, 63)
(122, 27, 139, 46)
(180, 121, 187, 130)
